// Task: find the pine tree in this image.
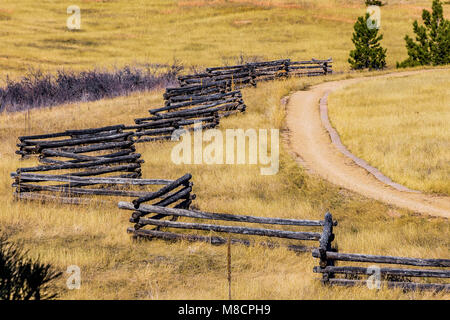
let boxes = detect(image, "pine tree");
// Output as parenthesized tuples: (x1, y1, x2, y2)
(397, 0, 450, 67)
(365, 0, 384, 6)
(348, 13, 387, 70)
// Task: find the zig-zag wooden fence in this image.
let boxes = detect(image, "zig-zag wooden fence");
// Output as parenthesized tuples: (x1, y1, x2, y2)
(119, 203, 337, 253)
(132, 83, 245, 143)
(178, 58, 333, 87)
(311, 213, 450, 292)
(13, 125, 194, 206)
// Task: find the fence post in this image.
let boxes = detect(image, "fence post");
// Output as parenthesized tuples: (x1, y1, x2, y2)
(323, 61, 328, 75)
(284, 59, 290, 78)
(318, 212, 334, 283)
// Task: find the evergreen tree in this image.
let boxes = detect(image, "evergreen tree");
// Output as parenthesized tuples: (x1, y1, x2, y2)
(365, 0, 384, 6)
(0, 235, 61, 300)
(397, 0, 450, 67)
(348, 13, 387, 70)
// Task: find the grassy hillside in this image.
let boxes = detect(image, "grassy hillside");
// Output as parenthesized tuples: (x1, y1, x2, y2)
(1, 0, 449, 78)
(328, 70, 450, 195)
(0, 72, 449, 299)
(0, 0, 448, 300)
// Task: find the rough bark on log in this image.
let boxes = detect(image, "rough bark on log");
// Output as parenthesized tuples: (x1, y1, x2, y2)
(134, 218, 322, 241)
(312, 250, 450, 267)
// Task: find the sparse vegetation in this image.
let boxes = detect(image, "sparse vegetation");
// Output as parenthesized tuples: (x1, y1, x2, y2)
(0, 64, 181, 113)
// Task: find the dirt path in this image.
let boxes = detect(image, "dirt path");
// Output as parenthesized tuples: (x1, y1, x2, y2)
(285, 70, 450, 218)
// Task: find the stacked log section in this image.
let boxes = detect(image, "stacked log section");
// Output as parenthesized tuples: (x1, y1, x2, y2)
(132, 86, 246, 143)
(178, 58, 333, 87)
(312, 245, 450, 292)
(120, 203, 334, 253)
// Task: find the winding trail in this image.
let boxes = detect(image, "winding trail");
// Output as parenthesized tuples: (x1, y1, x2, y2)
(285, 70, 450, 218)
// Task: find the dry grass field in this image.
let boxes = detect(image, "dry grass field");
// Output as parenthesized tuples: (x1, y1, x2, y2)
(0, 0, 449, 300)
(1, 73, 449, 299)
(1, 0, 449, 79)
(328, 70, 450, 195)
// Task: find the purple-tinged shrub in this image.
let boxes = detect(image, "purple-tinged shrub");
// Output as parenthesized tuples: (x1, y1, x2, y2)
(0, 63, 182, 113)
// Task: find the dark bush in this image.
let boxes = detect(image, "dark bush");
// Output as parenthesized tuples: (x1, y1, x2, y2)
(0, 63, 182, 113)
(0, 235, 62, 300)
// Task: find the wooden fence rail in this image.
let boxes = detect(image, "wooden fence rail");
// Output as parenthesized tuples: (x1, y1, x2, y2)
(12, 171, 194, 207)
(312, 246, 450, 292)
(120, 202, 336, 253)
(178, 58, 332, 87)
(133, 88, 245, 143)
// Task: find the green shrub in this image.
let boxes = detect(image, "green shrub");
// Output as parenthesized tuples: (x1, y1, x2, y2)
(348, 13, 387, 70)
(397, 0, 450, 67)
(365, 0, 385, 6)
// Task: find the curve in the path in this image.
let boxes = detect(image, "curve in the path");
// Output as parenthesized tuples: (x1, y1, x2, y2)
(285, 70, 450, 218)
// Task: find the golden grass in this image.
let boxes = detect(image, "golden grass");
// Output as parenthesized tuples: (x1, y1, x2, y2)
(0, 0, 448, 300)
(328, 69, 450, 195)
(1, 72, 449, 299)
(1, 0, 449, 79)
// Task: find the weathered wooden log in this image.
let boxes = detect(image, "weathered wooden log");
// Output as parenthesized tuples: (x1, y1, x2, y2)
(152, 103, 241, 120)
(61, 163, 141, 177)
(151, 186, 193, 208)
(22, 132, 133, 149)
(70, 130, 122, 139)
(17, 154, 141, 173)
(128, 228, 313, 253)
(134, 218, 322, 241)
(135, 136, 173, 143)
(318, 212, 334, 270)
(153, 99, 240, 118)
(41, 149, 107, 161)
(166, 86, 229, 100)
(134, 117, 183, 125)
(14, 192, 107, 205)
(166, 90, 241, 104)
(164, 80, 231, 96)
(14, 183, 154, 198)
(19, 131, 69, 142)
(40, 149, 136, 165)
(65, 125, 125, 135)
(157, 93, 241, 113)
(312, 250, 450, 267)
(133, 127, 176, 137)
(57, 141, 134, 154)
(206, 59, 289, 72)
(313, 266, 450, 278)
(119, 202, 331, 227)
(326, 278, 449, 292)
(12, 173, 172, 186)
(291, 58, 332, 64)
(177, 115, 218, 126)
(132, 173, 192, 208)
